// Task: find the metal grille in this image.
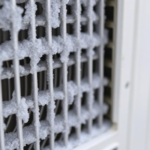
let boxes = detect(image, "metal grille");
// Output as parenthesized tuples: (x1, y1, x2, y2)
(0, 0, 112, 149)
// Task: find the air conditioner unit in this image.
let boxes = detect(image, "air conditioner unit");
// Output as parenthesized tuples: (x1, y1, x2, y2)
(1, 0, 150, 150)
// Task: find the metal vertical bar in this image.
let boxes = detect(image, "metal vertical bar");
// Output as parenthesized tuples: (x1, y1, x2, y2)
(0, 79, 5, 150)
(29, 0, 40, 149)
(98, 0, 105, 127)
(75, 0, 81, 139)
(46, 0, 54, 149)
(87, 0, 93, 133)
(61, 0, 68, 146)
(11, 0, 24, 149)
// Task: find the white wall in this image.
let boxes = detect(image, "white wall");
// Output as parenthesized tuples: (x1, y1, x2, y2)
(127, 0, 150, 149)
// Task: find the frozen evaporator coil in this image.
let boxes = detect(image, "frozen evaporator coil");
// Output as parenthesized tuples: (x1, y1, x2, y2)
(0, 0, 115, 149)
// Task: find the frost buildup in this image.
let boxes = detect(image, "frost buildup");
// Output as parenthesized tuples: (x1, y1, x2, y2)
(38, 91, 51, 106)
(0, 33, 101, 63)
(81, 0, 98, 22)
(3, 91, 32, 123)
(80, 33, 101, 57)
(5, 132, 19, 150)
(13, 92, 30, 123)
(0, 0, 23, 31)
(67, 81, 78, 104)
(3, 99, 17, 118)
(60, 35, 80, 62)
(29, 42, 43, 73)
(27, 38, 50, 73)
(23, 1, 37, 25)
(51, 0, 61, 28)
(11, 65, 26, 75)
(17, 98, 29, 123)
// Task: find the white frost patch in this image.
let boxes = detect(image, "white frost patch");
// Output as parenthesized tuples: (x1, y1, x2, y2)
(52, 35, 80, 62)
(92, 74, 101, 88)
(80, 80, 90, 93)
(22, 0, 69, 28)
(38, 90, 51, 106)
(103, 103, 109, 115)
(5, 132, 19, 150)
(23, 125, 36, 146)
(68, 110, 79, 128)
(10, 65, 26, 75)
(42, 121, 111, 150)
(3, 100, 17, 118)
(17, 98, 29, 123)
(40, 121, 50, 140)
(80, 33, 101, 57)
(5, 102, 109, 150)
(81, 73, 100, 94)
(1, 67, 14, 79)
(51, 0, 70, 28)
(3, 91, 34, 122)
(29, 39, 49, 73)
(0, 41, 14, 61)
(0, 1, 23, 31)
(80, 102, 101, 124)
(19, 65, 26, 74)
(51, 36, 64, 54)
(54, 102, 108, 134)
(5, 125, 36, 150)
(0, 33, 101, 64)
(51, 0, 61, 28)
(38, 87, 64, 106)
(67, 81, 78, 104)
(60, 35, 80, 62)
(54, 115, 65, 133)
(54, 88, 64, 100)
(81, 73, 108, 93)
(3, 87, 63, 117)
(3, 76, 108, 117)
(0, 38, 49, 72)
(81, 0, 99, 22)
(23, 1, 37, 25)
(81, 33, 100, 49)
